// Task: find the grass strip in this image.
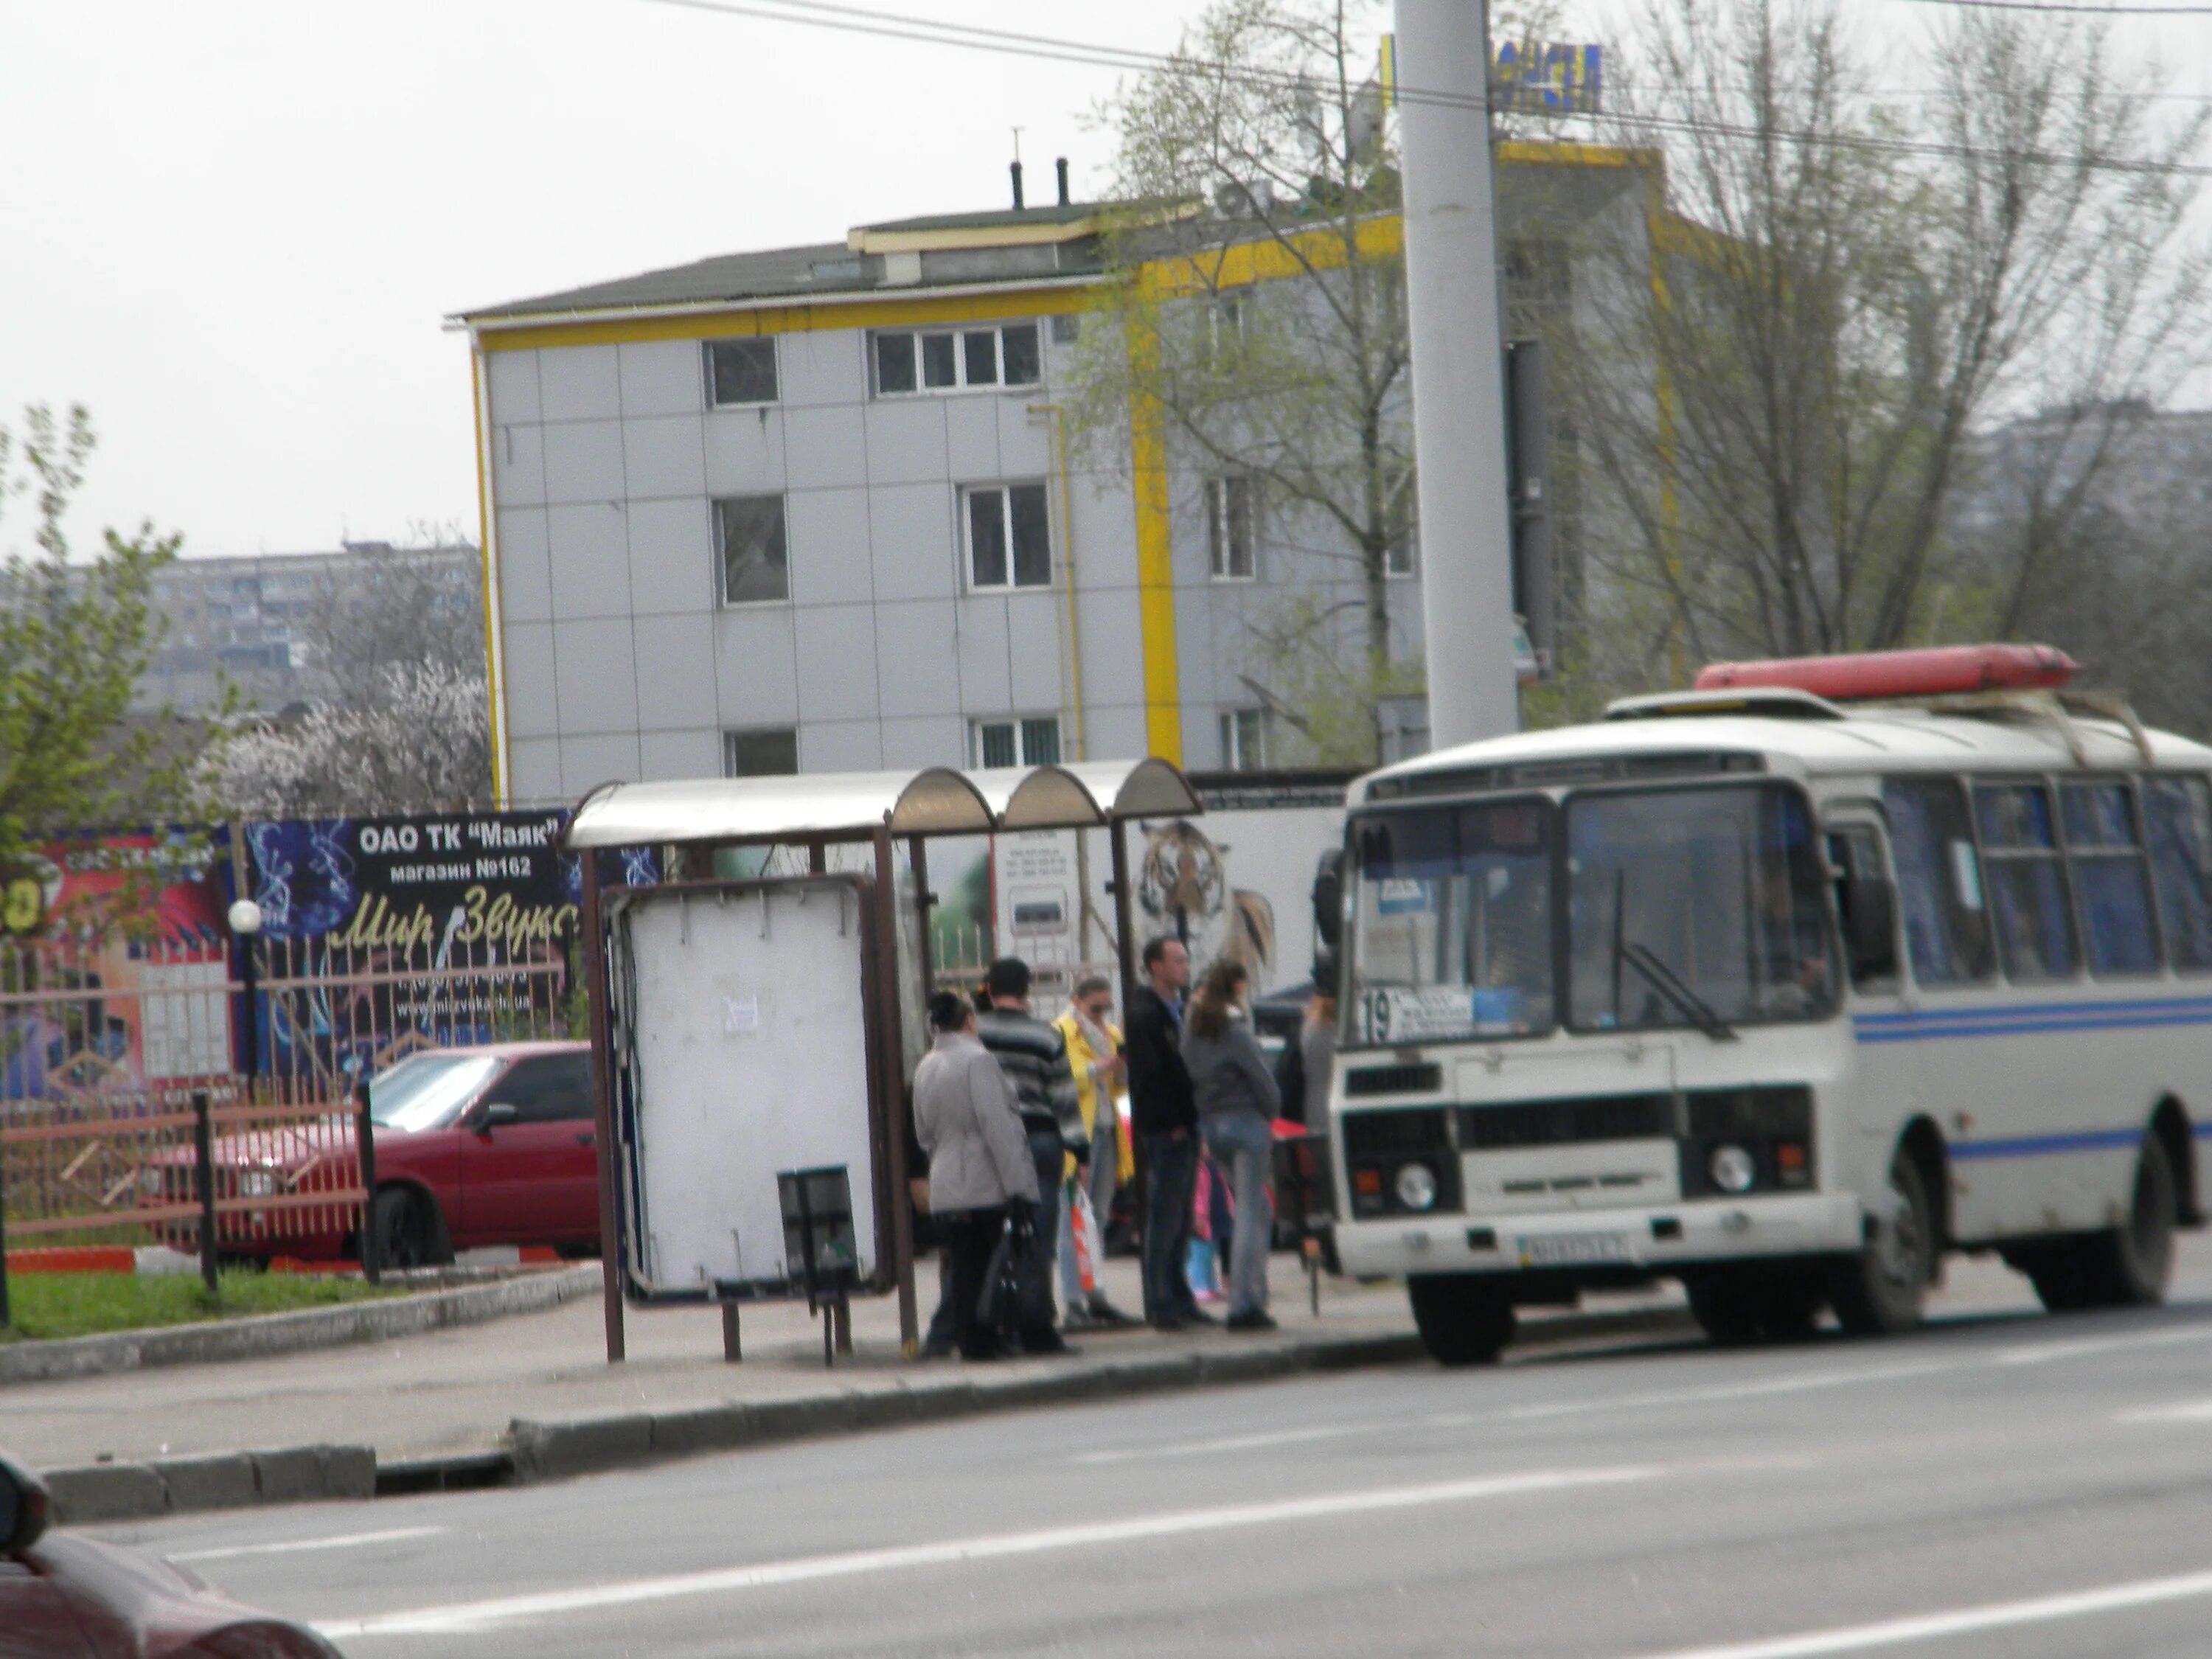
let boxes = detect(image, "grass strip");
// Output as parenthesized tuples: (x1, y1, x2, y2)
(0, 1269, 404, 1343)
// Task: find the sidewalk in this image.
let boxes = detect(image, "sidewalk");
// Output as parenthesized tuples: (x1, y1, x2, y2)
(1, 1254, 1677, 1471)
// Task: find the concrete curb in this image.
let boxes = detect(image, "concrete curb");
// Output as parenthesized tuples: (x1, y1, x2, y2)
(39, 1302, 1697, 1524)
(43, 1445, 377, 1525)
(0, 1265, 599, 1385)
(503, 1306, 1693, 1484)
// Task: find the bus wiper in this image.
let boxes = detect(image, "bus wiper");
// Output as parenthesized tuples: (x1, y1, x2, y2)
(1619, 941, 1738, 1042)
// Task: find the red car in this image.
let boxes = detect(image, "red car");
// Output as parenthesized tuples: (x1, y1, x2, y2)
(0, 1453, 343, 1658)
(167, 1042, 602, 1268)
(356, 1041, 601, 1268)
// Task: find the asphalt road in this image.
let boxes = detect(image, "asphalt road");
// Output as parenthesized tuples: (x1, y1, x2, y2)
(92, 1297, 2212, 1658)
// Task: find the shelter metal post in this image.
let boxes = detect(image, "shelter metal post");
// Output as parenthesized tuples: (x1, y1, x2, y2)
(581, 847, 626, 1363)
(1108, 815, 1152, 1316)
(873, 821, 920, 1354)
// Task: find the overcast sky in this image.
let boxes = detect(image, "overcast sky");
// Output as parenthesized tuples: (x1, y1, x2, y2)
(6, 0, 2207, 562)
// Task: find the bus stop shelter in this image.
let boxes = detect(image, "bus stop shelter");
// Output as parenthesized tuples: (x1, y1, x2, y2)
(560, 758, 1204, 1363)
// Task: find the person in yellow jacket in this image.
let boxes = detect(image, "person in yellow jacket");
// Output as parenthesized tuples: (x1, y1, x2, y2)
(1053, 974, 1141, 1329)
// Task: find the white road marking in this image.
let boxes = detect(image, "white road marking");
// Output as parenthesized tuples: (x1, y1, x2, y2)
(1624, 1565, 2212, 1658)
(1072, 1422, 1388, 1464)
(316, 1464, 1660, 1639)
(167, 1526, 445, 1563)
(2115, 1399, 2212, 1425)
(1514, 1321, 2212, 1424)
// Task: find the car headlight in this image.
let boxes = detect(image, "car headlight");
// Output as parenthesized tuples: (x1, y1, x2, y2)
(1708, 1144, 1757, 1195)
(1394, 1161, 1439, 1211)
(139, 1168, 165, 1197)
(240, 1170, 277, 1198)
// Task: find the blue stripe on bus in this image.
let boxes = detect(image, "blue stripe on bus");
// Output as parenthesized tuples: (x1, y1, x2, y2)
(1852, 998, 2212, 1043)
(1948, 1129, 2146, 1161)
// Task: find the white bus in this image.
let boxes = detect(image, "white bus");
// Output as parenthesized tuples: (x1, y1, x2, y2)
(1325, 653, 2212, 1364)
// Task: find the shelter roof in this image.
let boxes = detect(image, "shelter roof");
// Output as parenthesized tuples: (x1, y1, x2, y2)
(560, 759, 1200, 850)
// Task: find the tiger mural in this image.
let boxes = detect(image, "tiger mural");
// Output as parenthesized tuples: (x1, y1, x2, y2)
(1136, 819, 1276, 984)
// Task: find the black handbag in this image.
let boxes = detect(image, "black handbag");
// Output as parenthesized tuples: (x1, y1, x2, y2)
(976, 1208, 1054, 1335)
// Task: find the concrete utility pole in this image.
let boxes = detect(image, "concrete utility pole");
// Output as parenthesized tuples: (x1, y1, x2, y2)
(1395, 0, 1520, 749)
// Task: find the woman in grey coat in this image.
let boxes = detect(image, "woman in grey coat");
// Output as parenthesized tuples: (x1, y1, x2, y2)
(914, 991, 1042, 1359)
(1179, 959, 1279, 1331)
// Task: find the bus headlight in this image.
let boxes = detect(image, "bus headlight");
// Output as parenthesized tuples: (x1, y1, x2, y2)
(1708, 1144, 1757, 1195)
(1394, 1161, 1439, 1212)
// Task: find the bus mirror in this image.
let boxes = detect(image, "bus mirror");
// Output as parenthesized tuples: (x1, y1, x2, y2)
(1843, 873, 1899, 982)
(1312, 850, 1344, 951)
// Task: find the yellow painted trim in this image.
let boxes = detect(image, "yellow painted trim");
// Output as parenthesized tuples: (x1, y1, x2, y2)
(471, 349, 508, 802)
(1125, 271, 1182, 764)
(475, 285, 1095, 353)
(1139, 215, 1403, 300)
(1498, 139, 1661, 172)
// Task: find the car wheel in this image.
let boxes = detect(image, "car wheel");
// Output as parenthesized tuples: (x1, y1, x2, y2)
(1407, 1274, 1517, 1367)
(372, 1186, 451, 1270)
(1831, 1147, 1935, 1337)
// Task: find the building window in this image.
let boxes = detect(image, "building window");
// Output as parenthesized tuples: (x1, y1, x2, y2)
(964, 483, 1052, 590)
(715, 495, 789, 605)
(872, 324, 1041, 397)
(706, 338, 778, 406)
(1385, 521, 1416, 578)
(724, 728, 799, 777)
(1207, 475, 1256, 580)
(1203, 290, 1249, 366)
(1220, 708, 1265, 771)
(973, 716, 1062, 769)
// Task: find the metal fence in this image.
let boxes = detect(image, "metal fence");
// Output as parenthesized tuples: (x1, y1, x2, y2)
(1, 928, 574, 1262)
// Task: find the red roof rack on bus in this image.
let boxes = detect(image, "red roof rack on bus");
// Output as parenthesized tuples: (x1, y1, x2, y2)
(1693, 644, 2076, 700)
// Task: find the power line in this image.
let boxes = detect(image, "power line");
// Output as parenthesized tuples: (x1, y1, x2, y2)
(630, 0, 2212, 178)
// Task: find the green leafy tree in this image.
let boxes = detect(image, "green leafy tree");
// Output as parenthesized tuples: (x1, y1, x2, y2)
(0, 406, 223, 900)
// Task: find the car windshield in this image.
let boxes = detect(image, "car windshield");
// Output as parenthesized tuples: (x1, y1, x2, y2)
(369, 1052, 503, 1132)
(1347, 798, 1556, 1045)
(1567, 783, 1837, 1032)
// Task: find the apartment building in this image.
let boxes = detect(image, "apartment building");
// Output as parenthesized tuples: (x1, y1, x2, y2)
(457, 146, 1663, 802)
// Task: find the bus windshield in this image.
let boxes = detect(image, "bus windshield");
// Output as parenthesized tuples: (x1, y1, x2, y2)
(1348, 798, 1556, 1046)
(1346, 782, 1838, 1048)
(1567, 784, 1837, 1032)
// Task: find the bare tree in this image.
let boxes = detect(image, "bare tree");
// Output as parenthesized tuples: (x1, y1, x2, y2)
(1551, 0, 2210, 702)
(1065, 0, 1419, 764)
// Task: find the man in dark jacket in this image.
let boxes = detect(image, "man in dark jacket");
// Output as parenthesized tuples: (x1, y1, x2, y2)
(975, 957, 1082, 1354)
(1125, 935, 1208, 1330)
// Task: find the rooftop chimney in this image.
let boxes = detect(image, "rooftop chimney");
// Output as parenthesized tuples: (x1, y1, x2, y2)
(1009, 159, 1025, 210)
(1055, 157, 1070, 206)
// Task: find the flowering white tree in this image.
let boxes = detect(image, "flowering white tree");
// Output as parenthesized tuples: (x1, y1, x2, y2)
(222, 660, 490, 818)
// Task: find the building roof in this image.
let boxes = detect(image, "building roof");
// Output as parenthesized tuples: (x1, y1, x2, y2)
(460, 240, 870, 322)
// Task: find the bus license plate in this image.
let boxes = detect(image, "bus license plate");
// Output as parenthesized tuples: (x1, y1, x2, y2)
(1518, 1232, 1630, 1267)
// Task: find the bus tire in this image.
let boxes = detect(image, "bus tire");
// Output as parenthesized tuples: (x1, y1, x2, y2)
(1830, 1147, 1935, 1337)
(2081, 1133, 2177, 1307)
(1407, 1275, 1517, 1367)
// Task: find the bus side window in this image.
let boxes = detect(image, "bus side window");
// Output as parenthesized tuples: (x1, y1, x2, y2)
(1827, 827, 1899, 990)
(1974, 782, 2080, 981)
(2060, 781, 2160, 977)
(1881, 777, 1994, 984)
(2146, 776, 2212, 973)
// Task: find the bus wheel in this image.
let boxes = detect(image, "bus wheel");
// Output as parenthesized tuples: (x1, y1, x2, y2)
(1407, 1275, 1517, 1366)
(2081, 1133, 2177, 1307)
(1831, 1149, 1934, 1337)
